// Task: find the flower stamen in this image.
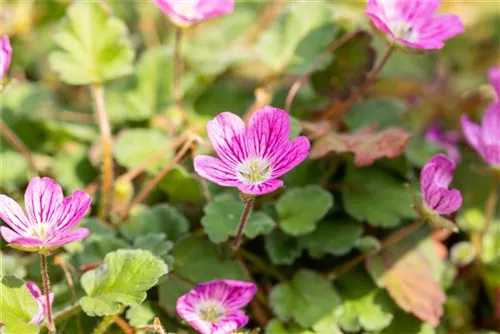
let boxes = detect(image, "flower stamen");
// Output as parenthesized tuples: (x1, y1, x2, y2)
(236, 158, 272, 185)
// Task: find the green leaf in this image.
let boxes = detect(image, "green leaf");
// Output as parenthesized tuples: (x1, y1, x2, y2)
(265, 231, 303, 265)
(269, 270, 343, 328)
(256, 2, 334, 72)
(158, 166, 205, 205)
(201, 193, 276, 243)
(299, 219, 363, 258)
(344, 98, 406, 130)
(158, 236, 247, 314)
(80, 249, 168, 316)
(114, 129, 171, 173)
(375, 310, 435, 334)
(120, 204, 189, 242)
(126, 303, 155, 327)
(52, 143, 98, 193)
(133, 233, 174, 267)
(355, 236, 382, 254)
(0, 151, 29, 192)
(0, 276, 39, 334)
(343, 165, 416, 227)
(276, 185, 333, 236)
(49, 2, 135, 84)
(405, 137, 444, 168)
(337, 269, 394, 332)
(481, 221, 500, 265)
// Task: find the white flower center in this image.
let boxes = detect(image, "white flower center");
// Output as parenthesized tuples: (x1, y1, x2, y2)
(236, 157, 272, 185)
(171, 1, 199, 19)
(196, 300, 226, 323)
(390, 21, 419, 42)
(29, 223, 50, 240)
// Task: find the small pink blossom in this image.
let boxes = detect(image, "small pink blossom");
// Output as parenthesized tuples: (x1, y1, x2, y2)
(420, 154, 462, 216)
(365, 0, 464, 50)
(152, 0, 234, 27)
(461, 103, 500, 169)
(489, 67, 500, 99)
(425, 124, 461, 163)
(0, 177, 92, 253)
(176, 279, 257, 334)
(1, 35, 12, 79)
(194, 106, 310, 196)
(26, 282, 54, 325)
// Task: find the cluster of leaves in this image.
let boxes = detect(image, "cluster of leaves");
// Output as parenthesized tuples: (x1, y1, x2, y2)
(1, 1, 500, 334)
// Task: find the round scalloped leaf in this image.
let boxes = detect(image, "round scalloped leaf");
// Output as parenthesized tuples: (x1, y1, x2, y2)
(344, 98, 406, 130)
(265, 231, 303, 265)
(0, 276, 39, 334)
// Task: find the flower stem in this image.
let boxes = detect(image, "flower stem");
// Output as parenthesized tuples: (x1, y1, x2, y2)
(173, 27, 185, 122)
(0, 120, 38, 173)
(40, 254, 56, 334)
(92, 314, 116, 334)
(91, 83, 114, 220)
(239, 248, 287, 281)
(233, 198, 255, 250)
(327, 217, 424, 280)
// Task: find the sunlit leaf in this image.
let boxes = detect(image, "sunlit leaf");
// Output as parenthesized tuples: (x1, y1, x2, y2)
(0, 276, 39, 334)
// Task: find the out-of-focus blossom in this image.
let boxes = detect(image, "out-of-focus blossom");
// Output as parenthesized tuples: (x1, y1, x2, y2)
(176, 279, 257, 334)
(365, 0, 464, 50)
(0, 177, 92, 253)
(194, 106, 310, 196)
(461, 103, 500, 169)
(26, 282, 54, 324)
(488, 67, 500, 99)
(425, 124, 461, 163)
(0, 35, 12, 78)
(420, 154, 462, 216)
(152, 0, 234, 27)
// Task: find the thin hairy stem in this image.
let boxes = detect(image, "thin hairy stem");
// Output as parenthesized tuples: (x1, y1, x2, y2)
(41, 254, 56, 333)
(233, 198, 255, 250)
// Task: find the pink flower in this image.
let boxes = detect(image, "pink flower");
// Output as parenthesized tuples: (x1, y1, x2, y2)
(425, 124, 461, 163)
(176, 279, 257, 334)
(489, 67, 500, 99)
(0, 177, 92, 253)
(1, 35, 12, 79)
(26, 282, 54, 325)
(194, 106, 310, 196)
(461, 103, 500, 169)
(365, 0, 464, 50)
(420, 154, 462, 216)
(152, 0, 234, 27)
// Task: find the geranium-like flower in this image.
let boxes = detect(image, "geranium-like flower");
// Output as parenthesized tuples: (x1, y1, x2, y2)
(1, 35, 12, 78)
(26, 282, 54, 324)
(0, 177, 92, 253)
(152, 0, 234, 27)
(194, 106, 310, 196)
(365, 0, 464, 50)
(461, 75, 500, 169)
(176, 280, 257, 334)
(420, 154, 462, 216)
(425, 124, 461, 163)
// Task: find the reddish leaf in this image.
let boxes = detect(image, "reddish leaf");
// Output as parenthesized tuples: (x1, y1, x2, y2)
(310, 124, 412, 166)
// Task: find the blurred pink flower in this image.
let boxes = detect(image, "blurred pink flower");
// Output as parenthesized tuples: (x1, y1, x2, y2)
(1, 35, 12, 78)
(489, 67, 500, 98)
(425, 124, 461, 163)
(176, 279, 257, 334)
(26, 282, 54, 325)
(365, 0, 464, 50)
(420, 154, 462, 215)
(0, 177, 92, 253)
(461, 103, 500, 169)
(152, 0, 234, 27)
(194, 106, 310, 196)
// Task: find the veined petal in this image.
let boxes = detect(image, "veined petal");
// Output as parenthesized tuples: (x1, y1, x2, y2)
(45, 228, 89, 247)
(196, 0, 235, 20)
(420, 154, 455, 194)
(247, 106, 290, 160)
(26, 282, 42, 298)
(396, 0, 440, 22)
(26, 282, 54, 325)
(416, 14, 464, 42)
(481, 102, 500, 145)
(1, 226, 43, 246)
(0, 194, 30, 234)
(212, 310, 249, 334)
(461, 115, 483, 155)
(365, 12, 393, 36)
(482, 144, 500, 167)
(270, 136, 310, 178)
(0, 226, 22, 243)
(50, 190, 91, 234)
(238, 179, 283, 196)
(207, 112, 248, 167)
(425, 187, 462, 215)
(194, 156, 240, 187)
(489, 67, 500, 98)
(24, 177, 64, 225)
(194, 280, 257, 310)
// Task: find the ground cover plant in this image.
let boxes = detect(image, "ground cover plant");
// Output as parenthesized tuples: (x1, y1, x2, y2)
(0, 0, 499, 333)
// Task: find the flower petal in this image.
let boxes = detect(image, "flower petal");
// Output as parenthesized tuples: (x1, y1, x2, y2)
(212, 310, 249, 334)
(420, 154, 455, 194)
(45, 228, 89, 247)
(417, 14, 464, 43)
(461, 115, 483, 155)
(194, 156, 240, 187)
(482, 144, 500, 167)
(219, 280, 257, 309)
(365, 12, 393, 36)
(238, 179, 283, 196)
(49, 190, 91, 235)
(489, 67, 500, 98)
(270, 136, 310, 178)
(425, 187, 462, 215)
(395, 0, 440, 23)
(481, 102, 500, 145)
(0, 226, 22, 243)
(1, 226, 43, 246)
(24, 177, 64, 225)
(196, 0, 235, 20)
(246, 106, 290, 161)
(0, 194, 30, 234)
(207, 112, 248, 167)
(26, 282, 42, 298)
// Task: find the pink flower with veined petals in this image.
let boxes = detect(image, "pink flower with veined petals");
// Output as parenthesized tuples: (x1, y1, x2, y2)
(176, 279, 257, 334)
(1, 35, 12, 79)
(26, 282, 54, 325)
(461, 69, 500, 169)
(152, 0, 234, 27)
(194, 106, 310, 196)
(425, 123, 461, 163)
(0, 177, 92, 254)
(420, 154, 462, 216)
(365, 0, 464, 50)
